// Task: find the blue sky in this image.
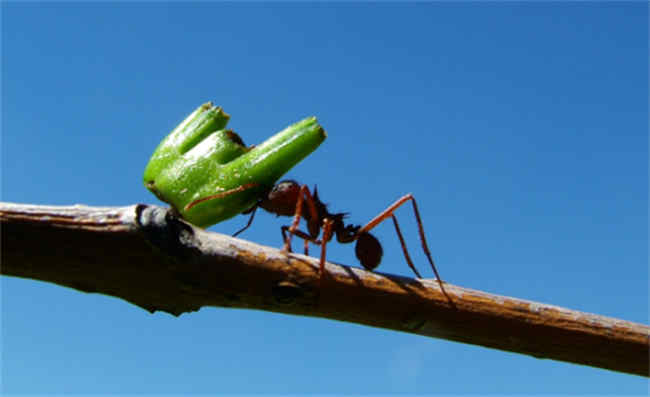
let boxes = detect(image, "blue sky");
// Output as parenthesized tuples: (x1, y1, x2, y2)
(2, 2, 648, 395)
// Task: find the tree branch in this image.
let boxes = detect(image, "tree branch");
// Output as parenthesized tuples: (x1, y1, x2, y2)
(1, 202, 648, 377)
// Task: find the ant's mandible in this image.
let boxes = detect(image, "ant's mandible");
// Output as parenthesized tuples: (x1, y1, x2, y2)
(221, 180, 444, 284)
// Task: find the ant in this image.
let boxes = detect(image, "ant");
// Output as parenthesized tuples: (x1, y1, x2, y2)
(190, 180, 445, 288)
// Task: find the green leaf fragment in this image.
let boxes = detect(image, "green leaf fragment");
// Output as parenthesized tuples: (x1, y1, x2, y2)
(143, 103, 326, 228)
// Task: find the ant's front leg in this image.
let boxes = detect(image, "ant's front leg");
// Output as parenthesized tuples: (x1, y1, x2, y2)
(281, 219, 333, 280)
(280, 225, 319, 254)
(302, 238, 310, 256)
(274, 183, 335, 279)
(232, 205, 258, 237)
(281, 184, 320, 253)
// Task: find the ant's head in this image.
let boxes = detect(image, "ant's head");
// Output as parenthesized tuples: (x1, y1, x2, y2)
(259, 180, 301, 217)
(355, 232, 383, 271)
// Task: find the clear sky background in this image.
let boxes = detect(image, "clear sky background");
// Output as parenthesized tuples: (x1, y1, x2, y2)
(2, 2, 648, 395)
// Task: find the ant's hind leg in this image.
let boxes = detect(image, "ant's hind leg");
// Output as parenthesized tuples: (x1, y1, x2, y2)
(357, 194, 442, 282)
(357, 195, 454, 305)
(390, 214, 422, 278)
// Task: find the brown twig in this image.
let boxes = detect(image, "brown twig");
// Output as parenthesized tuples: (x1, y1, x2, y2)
(1, 202, 648, 377)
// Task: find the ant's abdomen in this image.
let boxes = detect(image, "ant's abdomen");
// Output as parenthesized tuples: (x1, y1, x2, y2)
(355, 232, 383, 271)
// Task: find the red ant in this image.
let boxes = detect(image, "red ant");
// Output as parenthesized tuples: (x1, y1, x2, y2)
(223, 180, 445, 286)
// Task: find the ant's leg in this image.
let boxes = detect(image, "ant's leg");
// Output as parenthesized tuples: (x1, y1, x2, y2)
(281, 225, 319, 253)
(319, 218, 334, 278)
(407, 197, 443, 282)
(281, 225, 292, 252)
(390, 214, 422, 279)
(184, 183, 260, 211)
(357, 194, 443, 282)
(233, 206, 258, 237)
(282, 187, 305, 252)
(281, 217, 334, 280)
(357, 196, 453, 304)
(304, 239, 310, 256)
(282, 185, 320, 252)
